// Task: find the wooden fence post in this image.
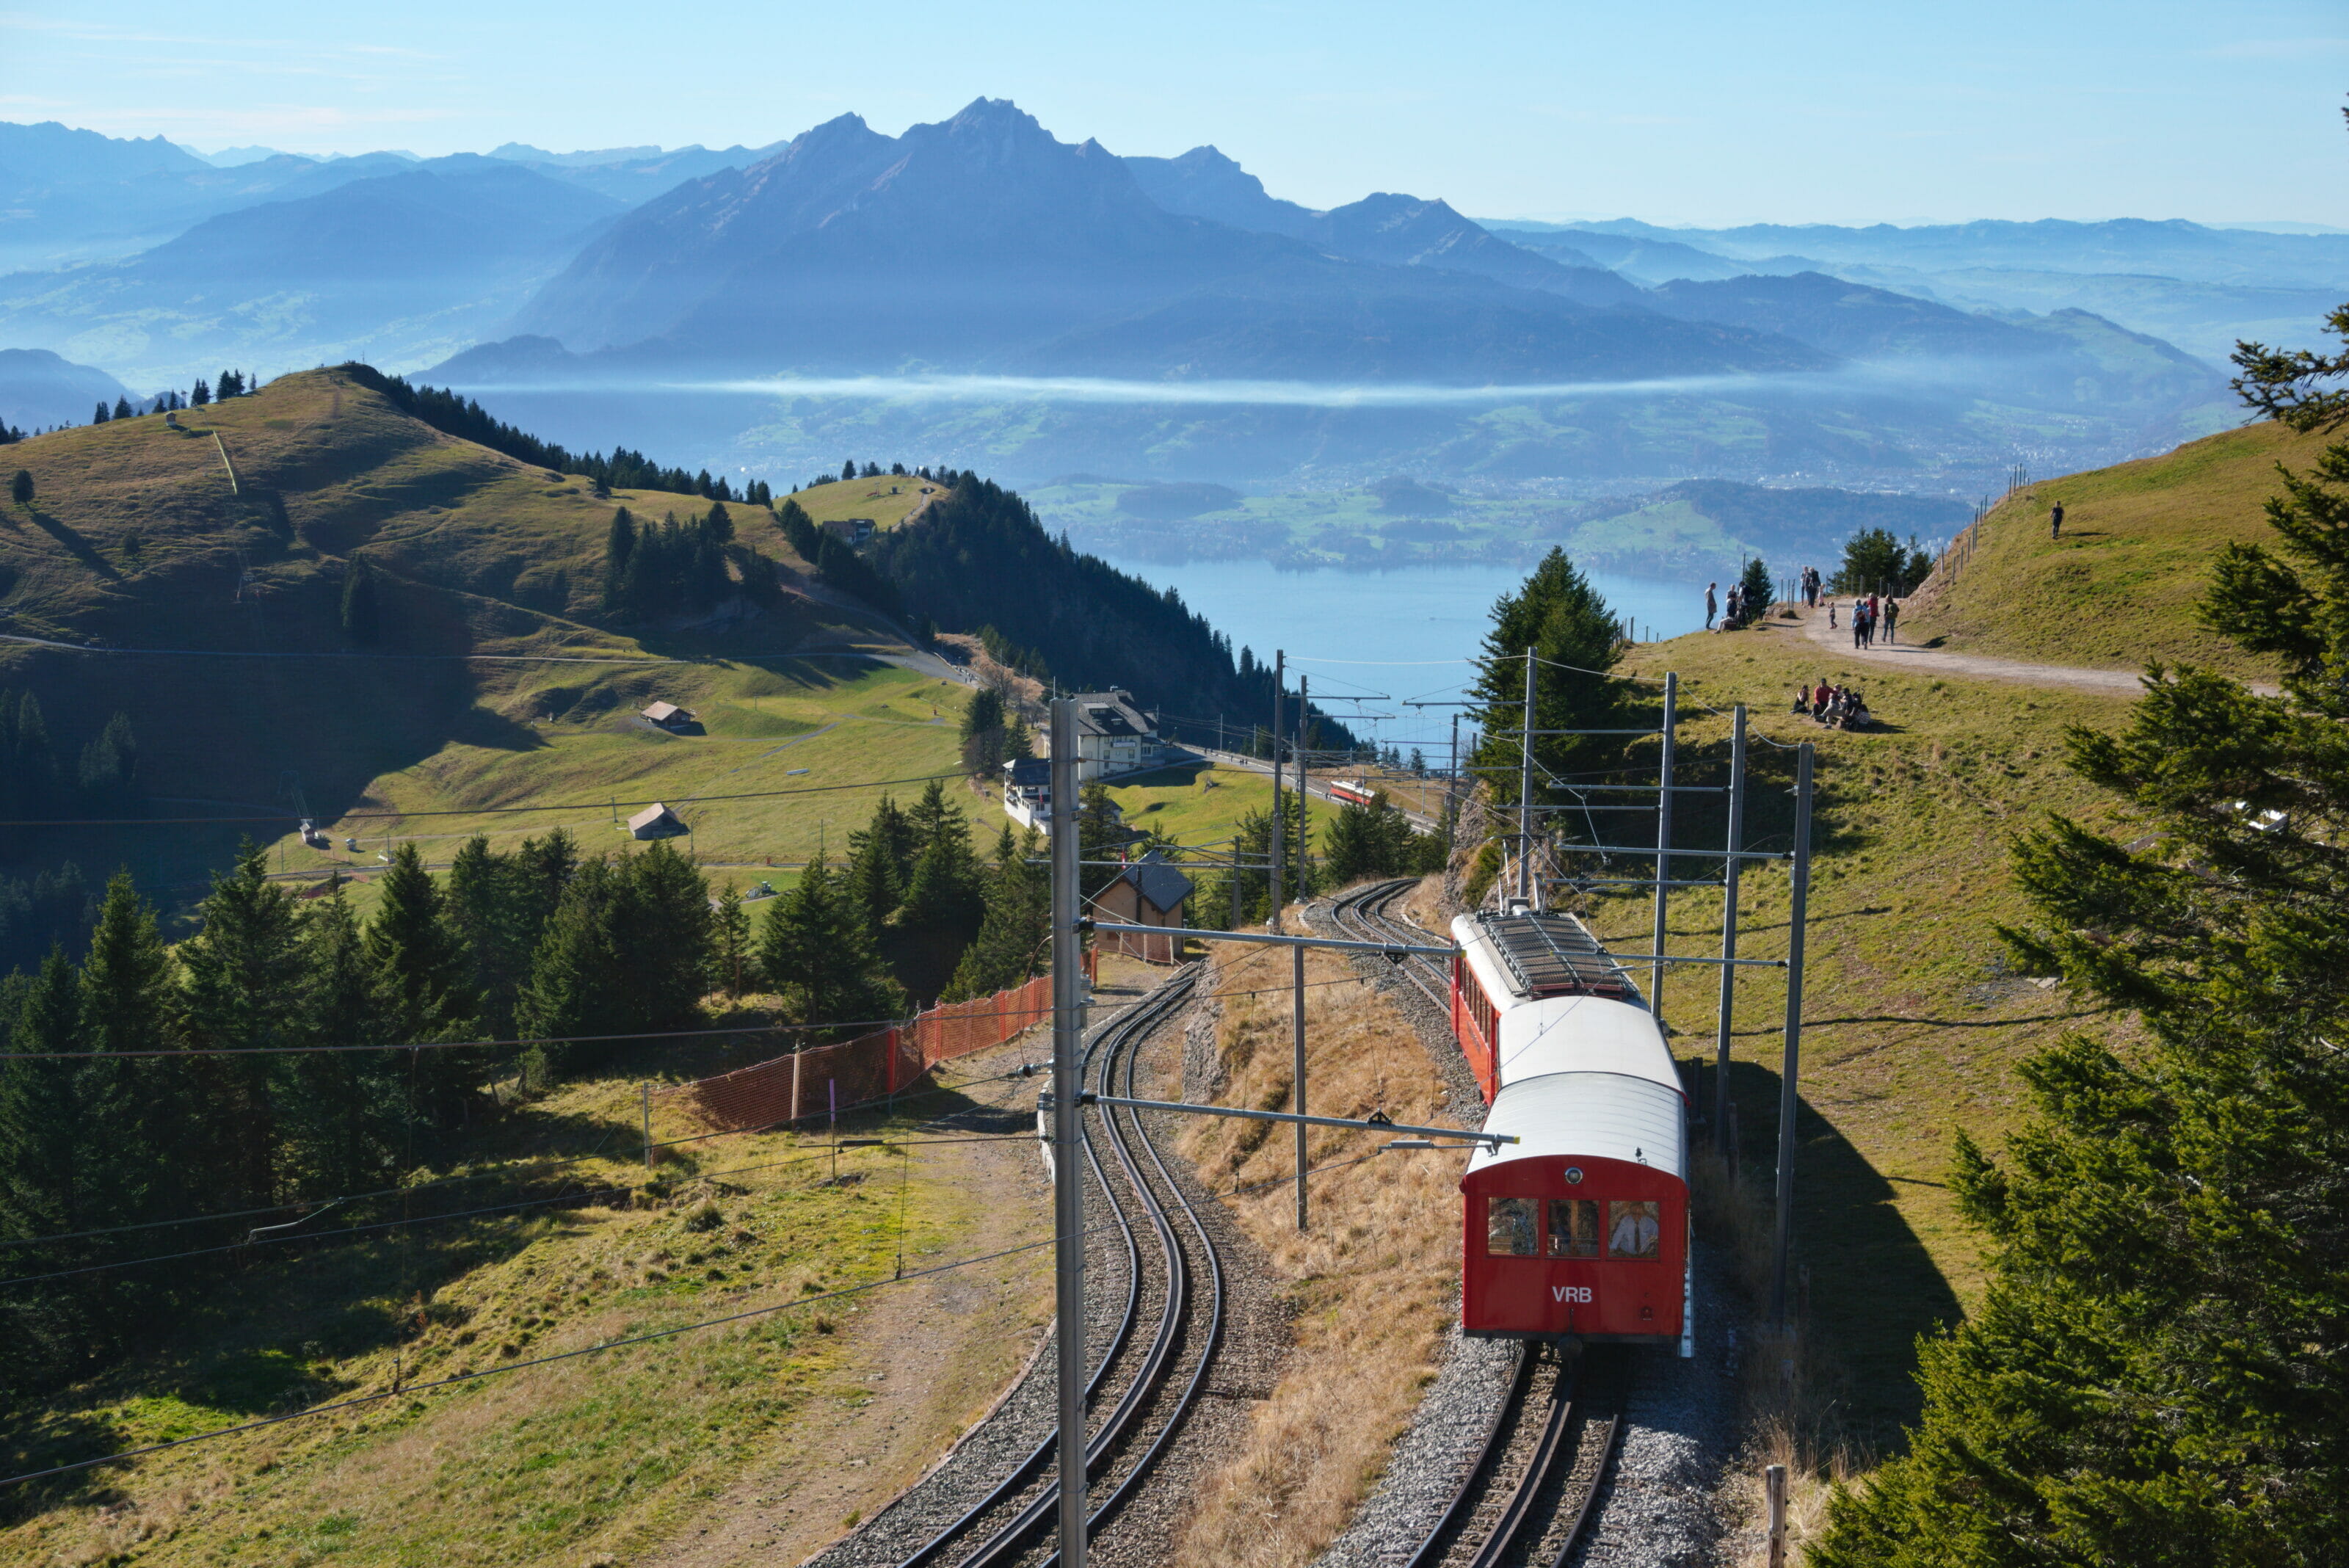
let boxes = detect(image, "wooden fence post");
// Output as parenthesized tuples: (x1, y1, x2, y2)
(1766, 1463, 1787, 1568)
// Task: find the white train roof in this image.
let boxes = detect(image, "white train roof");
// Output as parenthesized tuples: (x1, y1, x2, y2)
(1496, 994, 1681, 1095)
(1451, 911, 1643, 1009)
(1467, 1070, 1688, 1180)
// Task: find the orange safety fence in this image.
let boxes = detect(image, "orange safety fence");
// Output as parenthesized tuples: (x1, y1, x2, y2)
(655, 957, 1092, 1133)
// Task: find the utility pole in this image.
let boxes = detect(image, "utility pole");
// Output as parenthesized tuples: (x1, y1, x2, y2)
(1650, 672, 1678, 1027)
(1516, 648, 1536, 908)
(1048, 697, 1088, 1568)
(1768, 741, 1815, 1330)
(1294, 673, 1310, 1231)
(1447, 712, 1460, 847)
(1713, 705, 1746, 1148)
(1269, 650, 1285, 933)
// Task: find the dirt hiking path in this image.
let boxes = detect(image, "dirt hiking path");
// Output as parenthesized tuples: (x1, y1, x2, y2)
(1790, 603, 2279, 696)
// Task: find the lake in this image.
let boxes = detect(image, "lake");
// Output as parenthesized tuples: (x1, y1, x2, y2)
(1090, 554, 1707, 753)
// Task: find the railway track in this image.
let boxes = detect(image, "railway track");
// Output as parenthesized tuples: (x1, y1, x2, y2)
(889, 964, 1222, 1568)
(1321, 878, 1630, 1568)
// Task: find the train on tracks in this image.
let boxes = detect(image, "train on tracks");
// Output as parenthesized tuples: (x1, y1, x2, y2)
(1325, 777, 1379, 807)
(1449, 907, 1693, 1355)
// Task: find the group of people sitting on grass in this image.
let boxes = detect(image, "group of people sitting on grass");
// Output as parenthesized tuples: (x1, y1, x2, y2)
(1793, 680, 1873, 729)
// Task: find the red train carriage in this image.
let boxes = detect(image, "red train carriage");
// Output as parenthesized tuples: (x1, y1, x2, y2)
(1449, 910, 1693, 1354)
(1326, 778, 1378, 807)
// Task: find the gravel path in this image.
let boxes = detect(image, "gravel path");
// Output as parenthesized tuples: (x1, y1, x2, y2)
(1789, 602, 2277, 695)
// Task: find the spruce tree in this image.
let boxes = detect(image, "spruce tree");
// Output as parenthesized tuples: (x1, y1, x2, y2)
(178, 843, 304, 1205)
(943, 827, 1048, 1001)
(756, 853, 905, 1039)
(280, 885, 402, 1194)
(341, 557, 381, 644)
(1735, 554, 1773, 625)
(109, 396, 132, 421)
(76, 873, 175, 1228)
(846, 794, 914, 930)
(92, 402, 109, 424)
(602, 507, 636, 610)
(366, 846, 474, 1113)
(515, 857, 622, 1067)
(76, 713, 137, 810)
(1464, 548, 1633, 842)
(711, 885, 751, 998)
(900, 779, 982, 934)
(190, 377, 210, 407)
(0, 948, 87, 1385)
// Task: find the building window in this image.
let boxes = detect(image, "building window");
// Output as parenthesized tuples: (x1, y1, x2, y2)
(1607, 1200, 1661, 1260)
(1547, 1199, 1600, 1257)
(1486, 1197, 1536, 1257)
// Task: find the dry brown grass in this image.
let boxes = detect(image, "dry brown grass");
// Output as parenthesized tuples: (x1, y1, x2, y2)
(1169, 889, 1467, 1568)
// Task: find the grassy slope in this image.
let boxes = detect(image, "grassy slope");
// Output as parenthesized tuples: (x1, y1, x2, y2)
(1605, 620, 2141, 1440)
(0, 1054, 1056, 1567)
(784, 475, 940, 533)
(1096, 758, 1337, 858)
(0, 369, 951, 910)
(1906, 415, 2332, 680)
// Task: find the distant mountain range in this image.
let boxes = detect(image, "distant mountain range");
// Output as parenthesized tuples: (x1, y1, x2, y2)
(0, 158, 623, 383)
(0, 346, 131, 431)
(1, 105, 2309, 491)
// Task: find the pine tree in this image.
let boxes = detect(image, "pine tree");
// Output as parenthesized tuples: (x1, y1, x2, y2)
(341, 557, 381, 644)
(756, 853, 906, 1039)
(109, 397, 132, 421)
(515, 857, 622, 1066)
(444, 835, 543, 1039)
(1076, 781, 1128, 901)
(1735, 555, 1773, 627)
(189, 378, 210, 407)
(841, 458, 857, 482)
(959, 686, 1008, 773)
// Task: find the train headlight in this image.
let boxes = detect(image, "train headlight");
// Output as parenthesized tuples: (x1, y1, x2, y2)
(1564, 1166, 1583, 1186)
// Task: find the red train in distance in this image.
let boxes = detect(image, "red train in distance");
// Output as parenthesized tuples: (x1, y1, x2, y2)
(1449, 907, 1693, 1355)
(1326, 778, 1379, 807)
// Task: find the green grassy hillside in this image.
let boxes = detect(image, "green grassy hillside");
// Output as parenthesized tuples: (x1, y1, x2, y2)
(0, 368, 957, 910)
(1906, 415, 2331, 679)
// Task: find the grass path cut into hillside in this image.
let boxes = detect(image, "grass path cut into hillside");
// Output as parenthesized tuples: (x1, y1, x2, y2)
(1611, 622, 2139, 1441)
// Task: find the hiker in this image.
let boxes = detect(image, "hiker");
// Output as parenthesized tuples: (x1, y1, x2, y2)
(2051, 501, 2064, 540)
(1704, 581, 1718, 630)
(1852, 602, 1867, 649)
(1884, 598, 1900, 644)
(1827, 598, 1838, 630)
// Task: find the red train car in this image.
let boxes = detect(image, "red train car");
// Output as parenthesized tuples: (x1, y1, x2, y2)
(1326, 778, 1378, 807)
(1449, 910, 1692, 1354)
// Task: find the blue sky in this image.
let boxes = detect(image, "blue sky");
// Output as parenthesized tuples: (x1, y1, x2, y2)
(2, 0, 2342, 226)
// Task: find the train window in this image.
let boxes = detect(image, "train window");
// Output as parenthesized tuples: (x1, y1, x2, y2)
(1486, 1197, 1537, 1257)
(1607, 1200, 1662, 1260)
(1546, 1199, 1600, 1257)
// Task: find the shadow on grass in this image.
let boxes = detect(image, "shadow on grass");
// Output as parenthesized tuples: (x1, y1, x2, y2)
(23, 509, 121, 580)
(1707, 1056, 1964, 1449)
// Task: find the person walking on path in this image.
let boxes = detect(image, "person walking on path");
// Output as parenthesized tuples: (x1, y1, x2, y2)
(1704, 581, 1718, 630)
(1884, 597, 1900, 645)
(2051, 501, 2064, 540)
(1852, 601, 1867, 649)
(1827, 598, 1838, 631)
